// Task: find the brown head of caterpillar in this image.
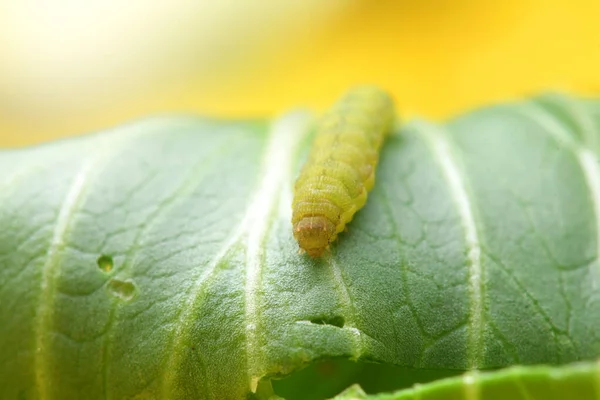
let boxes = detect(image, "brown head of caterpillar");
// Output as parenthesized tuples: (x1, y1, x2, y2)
(293, 216, 336, 257)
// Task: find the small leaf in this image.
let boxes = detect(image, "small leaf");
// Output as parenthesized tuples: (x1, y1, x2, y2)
(332, 384, 367, 399)
(330, 361, 600, 400)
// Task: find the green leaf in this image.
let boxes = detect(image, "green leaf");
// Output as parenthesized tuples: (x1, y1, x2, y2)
(330, 361, 600, 399)
(1, 94, 600, 399)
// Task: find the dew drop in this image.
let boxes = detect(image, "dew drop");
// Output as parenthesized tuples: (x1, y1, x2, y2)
(97, 255, 113, 273)
(106, 278, 136, 301)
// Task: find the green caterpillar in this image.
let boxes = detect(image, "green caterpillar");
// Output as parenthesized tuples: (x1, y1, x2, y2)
(292, 86, 396, 257)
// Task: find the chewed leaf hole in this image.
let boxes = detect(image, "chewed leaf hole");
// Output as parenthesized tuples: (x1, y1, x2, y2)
(309, 315, 345, 328)
(106, 278, 136, 301)
(97, 255, 114, 273)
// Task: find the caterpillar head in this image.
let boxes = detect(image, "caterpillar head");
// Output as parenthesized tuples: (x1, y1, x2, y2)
(293, 216, 336, 257)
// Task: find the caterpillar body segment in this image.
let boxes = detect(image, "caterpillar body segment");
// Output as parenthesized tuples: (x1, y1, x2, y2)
(292, 86, 395, 257)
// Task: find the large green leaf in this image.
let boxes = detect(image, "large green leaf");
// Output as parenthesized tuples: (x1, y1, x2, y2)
(1, 94, 599, 399)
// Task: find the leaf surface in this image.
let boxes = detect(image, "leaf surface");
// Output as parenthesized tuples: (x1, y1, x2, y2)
(1, 95, 600, 399)
(331, 361, 600, 400)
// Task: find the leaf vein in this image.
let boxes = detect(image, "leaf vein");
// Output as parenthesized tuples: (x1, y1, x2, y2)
(102, 136, 237, 399)
(376, 187, 429, 341)
(417, 121, 485, 369)
(484, 250, 566, 359)
(160, 111, 310, 397)
(244, 112, 310, 392)
(518, 101, 600, 291)
(327, 255, 365, 359)
(33, 132, 145, 400)
(33, 159, 98, 400)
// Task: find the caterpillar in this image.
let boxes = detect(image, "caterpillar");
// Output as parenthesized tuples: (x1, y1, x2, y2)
(292, 86, 396, 257)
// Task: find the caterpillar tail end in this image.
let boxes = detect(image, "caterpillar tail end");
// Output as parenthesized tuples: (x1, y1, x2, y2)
(293, 216, 336, 257)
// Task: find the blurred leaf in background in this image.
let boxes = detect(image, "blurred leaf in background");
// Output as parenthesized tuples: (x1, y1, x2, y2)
(1, 0, 600, 147)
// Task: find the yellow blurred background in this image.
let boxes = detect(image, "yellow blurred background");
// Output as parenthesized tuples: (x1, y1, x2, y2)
(1, 0, 599, 147)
